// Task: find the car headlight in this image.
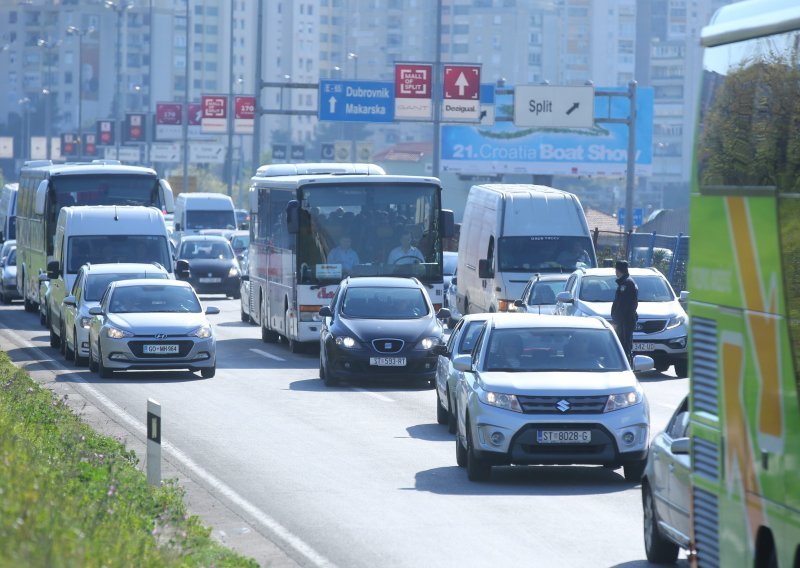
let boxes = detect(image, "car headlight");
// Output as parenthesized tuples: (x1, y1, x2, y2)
(665, 314, 686, 329)
(106, 326, 133, 339)
(335, 336, 357, 348)
(189, 325, 212, 339)
(604, 388, 643, 412)
(479, 390, 523, 413)
(416, 336, 442, 350)
(79, 316, 92, 329)
(228, 266, 239, 278)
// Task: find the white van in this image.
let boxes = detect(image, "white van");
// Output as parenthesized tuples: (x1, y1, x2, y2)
(456, 184, 596, 315)
(172, 192, 237, 244)
(0, 183, 18, 243)
(45, 206, 175, 349)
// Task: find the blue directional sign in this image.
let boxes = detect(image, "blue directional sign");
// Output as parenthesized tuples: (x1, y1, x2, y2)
(480, 83, 496, 104)
(319, 80, 395, 122)
(617, 207, 644, 227)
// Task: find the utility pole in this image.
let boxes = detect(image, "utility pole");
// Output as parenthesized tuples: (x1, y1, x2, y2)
(182, 0, 191, 194)
(226, 0, 235, 196)
(432, 0, 443, 178)
(252, 0, 264, 171)
(106, 1, 133, 160)
(66, 26, 94, 161)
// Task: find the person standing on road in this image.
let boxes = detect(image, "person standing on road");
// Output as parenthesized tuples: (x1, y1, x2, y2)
(611, 260, 638, 363)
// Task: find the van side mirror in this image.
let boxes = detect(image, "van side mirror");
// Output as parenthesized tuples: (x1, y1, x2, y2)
(286, 200, 300, 234)
(440, 209, 455, 239)
(47, 260, 60, 280)
(175, 259, 190, 279)
(556, 291, 573, 303)
(478, 259, 493, 279)
(679, 290, 689, 302)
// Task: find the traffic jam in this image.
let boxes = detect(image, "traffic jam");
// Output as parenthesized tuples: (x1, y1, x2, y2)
(4, 159, 690, 563)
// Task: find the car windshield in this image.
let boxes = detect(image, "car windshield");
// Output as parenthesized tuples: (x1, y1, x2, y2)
(484, 328, 626, 372)
(528, 280, 567, 305)
(341, 286, 429, 319)
(185, 209, 237, 231)
(109, 285, 201, 313)
(180, 240, 234, 260)
(579, 275, 673, 302)
(86, 272, 168, 301)
(67, 235, 171, 274)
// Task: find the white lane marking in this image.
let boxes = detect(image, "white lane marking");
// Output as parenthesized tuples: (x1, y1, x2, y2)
(352, 388, 394, 403)
(249, 348, 286, 362)
(0, 327, 333, 568)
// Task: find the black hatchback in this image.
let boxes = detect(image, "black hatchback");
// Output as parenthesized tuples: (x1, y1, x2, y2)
(319, 277, 449, 386)
(176, 235, 241, 298)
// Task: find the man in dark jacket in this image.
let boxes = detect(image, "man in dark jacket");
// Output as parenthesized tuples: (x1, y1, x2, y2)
(611, 260, 638, 363)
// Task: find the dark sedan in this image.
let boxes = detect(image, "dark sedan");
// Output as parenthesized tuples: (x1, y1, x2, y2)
(319, 276, 448, 387)
(176, 235, 241, 298)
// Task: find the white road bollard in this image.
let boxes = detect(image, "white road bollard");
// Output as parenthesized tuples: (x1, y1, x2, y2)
(146, 398, 161, 486)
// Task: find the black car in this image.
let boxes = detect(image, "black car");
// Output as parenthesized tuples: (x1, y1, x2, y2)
(176, 235, 241, 298)
(319, 277, 448, 387)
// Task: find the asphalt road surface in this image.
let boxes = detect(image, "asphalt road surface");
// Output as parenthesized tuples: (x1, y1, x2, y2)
(0, 296, 690, 568)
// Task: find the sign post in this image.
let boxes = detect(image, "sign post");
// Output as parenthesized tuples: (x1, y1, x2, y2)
(146, 398, 161, 486)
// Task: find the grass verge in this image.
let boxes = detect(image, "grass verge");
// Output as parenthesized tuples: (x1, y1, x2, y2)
(0, 352, 258, 567)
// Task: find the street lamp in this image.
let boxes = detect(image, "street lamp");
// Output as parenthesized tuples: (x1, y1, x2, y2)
(105, 0, 134, 159)
(37, 38, 61, 159)
(283, 74, 291, 142)
(347, 52, 359, 79)
(18, 97, 31, 161)
(66, 25, 95, 160)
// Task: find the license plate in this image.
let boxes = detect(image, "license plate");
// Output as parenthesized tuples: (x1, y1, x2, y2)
(143, 344, 179, 354)
(199, 277, 222, 283)
(370, 357, 406, 367)
(537, 430, 592, 444)
(633, 342, 656, 352)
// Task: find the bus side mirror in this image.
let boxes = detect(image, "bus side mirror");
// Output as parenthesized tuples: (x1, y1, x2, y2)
(159, 179, 175, 214)
(35, 180, 49, 216)
(440, 209, 455, 239)
(286, 200, 300, 234)
(478, 259, 493, 279)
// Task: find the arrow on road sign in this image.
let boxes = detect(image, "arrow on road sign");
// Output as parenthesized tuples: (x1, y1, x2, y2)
(566, 102, 579, 115)
(455, 73, 469, 97)
(329, 96, 337, 114)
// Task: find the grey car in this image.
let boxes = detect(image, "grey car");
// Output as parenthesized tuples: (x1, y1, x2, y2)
(641, 395, 690, 563)
(512, 273, 569, 314)
(0, 246, 20, 304)
(88, 279, 219, 378)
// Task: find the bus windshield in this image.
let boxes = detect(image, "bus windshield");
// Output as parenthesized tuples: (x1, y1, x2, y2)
(297, 183, 443, 283)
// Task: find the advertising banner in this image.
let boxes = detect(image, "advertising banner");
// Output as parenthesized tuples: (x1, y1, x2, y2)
(234, 96, 255, 134)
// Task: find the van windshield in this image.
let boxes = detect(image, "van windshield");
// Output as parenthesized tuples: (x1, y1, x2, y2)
(498, 236, 596, 272)
(185, 209, 237, 230)
(67, 235, 171, 273)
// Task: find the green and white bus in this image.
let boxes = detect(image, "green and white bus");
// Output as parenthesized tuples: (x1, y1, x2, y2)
(688, 1, 800, 565)
(15, 160, 174, 312)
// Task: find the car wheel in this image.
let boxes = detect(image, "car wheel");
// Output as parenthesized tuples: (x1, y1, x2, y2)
(624, 459, 647, 482)
(60, 322, 68, 357)
(321, 352, 338, 387)
(447, 395, 457, 434)
(643, 483, 680, 563)
(0, 291, 7, 304)
(89, 342, 99, 372)
(97, 345, 113, 379)
(455, 433, 467, 468)
(49, 312, 60, 348)
(23, 279, 36, 313)
(63, 324, 74, 362)
(201, 367, 216, 379)
(674, 360, 688, 378)
(436, 388, 448, 425)
(232, 290, 241, 300)
(73, 328, 85, 366)
(654, 359, 670, 373)
(466, 420, 492, 482)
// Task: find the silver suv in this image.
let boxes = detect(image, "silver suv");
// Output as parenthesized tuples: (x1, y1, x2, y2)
(554, 267, 688, 376)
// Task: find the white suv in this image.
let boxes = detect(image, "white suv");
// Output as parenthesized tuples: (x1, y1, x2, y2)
(554, 267, 688, 376)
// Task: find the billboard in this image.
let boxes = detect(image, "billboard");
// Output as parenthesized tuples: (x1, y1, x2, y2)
(441, 86, 653, 177)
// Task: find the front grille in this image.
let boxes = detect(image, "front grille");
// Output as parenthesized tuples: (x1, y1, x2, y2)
(372, 338, 404, 353)
(693, 486, 720, 567)
(692, 317, 718, 416)
(516, 395, 608, 414)
(128, 340, 195, 358)
(693, 436, 719, 481)
(635, 319, 667, 334)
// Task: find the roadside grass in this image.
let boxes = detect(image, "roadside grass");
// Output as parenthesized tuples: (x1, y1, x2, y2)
(0, 353, 257, 567)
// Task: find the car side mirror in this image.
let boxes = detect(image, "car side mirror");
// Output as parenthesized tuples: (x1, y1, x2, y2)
(47, 260, 60, 280)
(513, 299, 524, 307)
(174, 222, 182, 231)
(63, 295, 76, 307)
(205, 306, 220, 315)
(452, 354, 473, 372)
(478, 259, 493, 279)
(240, 274, 249, 282)
(679, 290, 689, 302)
(556, 291, 573, 303)
(451, 276, 457, 286)
(175, 259, 190, 279)
(436, 307, 451, 320)
(88, 306, 104, 316)
(632, 354, 654, 372)
(670, 437, 689, 455)
(432, 344, 448, 356)
(318, 305, 333, 318)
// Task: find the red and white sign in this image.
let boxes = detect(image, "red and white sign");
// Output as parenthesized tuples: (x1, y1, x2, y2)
(234, 95, 255, 134)
(442, 64, 481, 122)
(97, 120, 114, 146)
(394, 63, 432, 120)
(155, 102, 182, 140)
(84, 133, 97, 156)
(188, 102, 203, 126)
(202, 95, 228, 133)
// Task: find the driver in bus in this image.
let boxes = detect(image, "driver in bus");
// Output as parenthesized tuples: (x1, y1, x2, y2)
(327, 235, 360, 274)
(387, 230, 424, 265)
